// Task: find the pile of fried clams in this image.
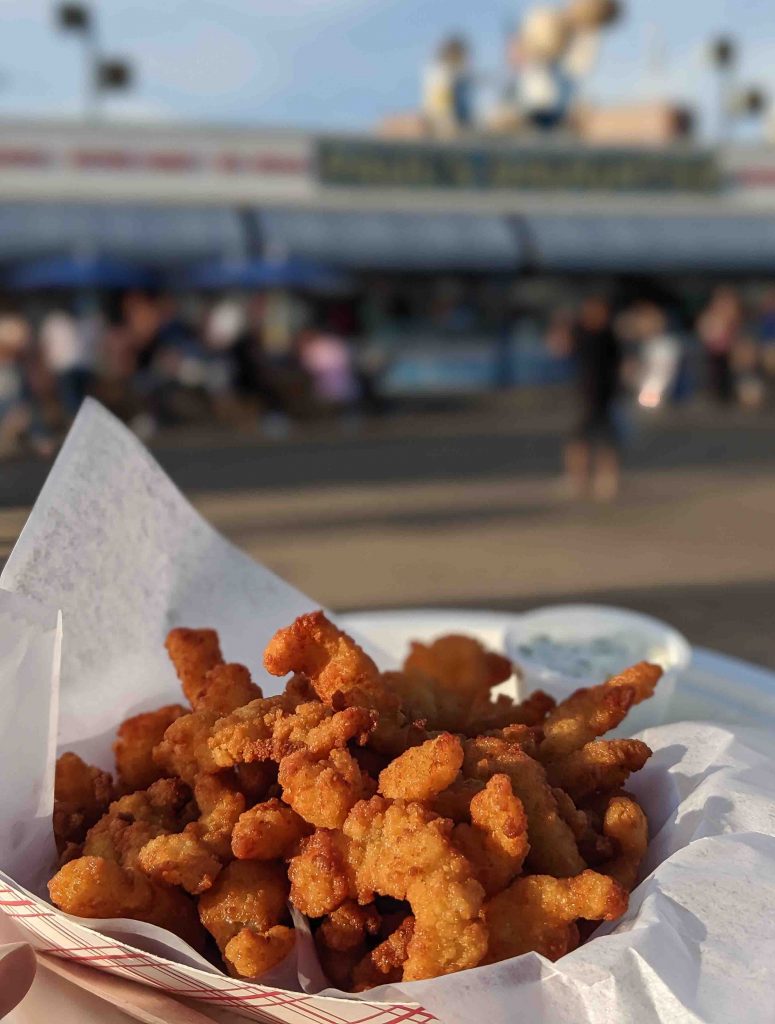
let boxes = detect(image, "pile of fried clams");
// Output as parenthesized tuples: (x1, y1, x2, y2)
(49, 611, 659, 990)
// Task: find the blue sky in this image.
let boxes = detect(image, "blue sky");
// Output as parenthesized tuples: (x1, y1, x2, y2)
(0, 0, 772, 136)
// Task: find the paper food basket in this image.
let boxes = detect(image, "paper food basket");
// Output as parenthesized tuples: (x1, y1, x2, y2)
(1, 400, 775, 1024)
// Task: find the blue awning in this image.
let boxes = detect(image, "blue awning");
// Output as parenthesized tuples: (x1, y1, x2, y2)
(5, 254, 157, 290)
(0, 204, 245, 264)
(526, 214, 775, 272)
(181, 256, 350, 291)
(258, 209, 522, 272)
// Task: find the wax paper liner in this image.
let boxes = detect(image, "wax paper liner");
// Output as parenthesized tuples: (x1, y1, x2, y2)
(1, 400, 775, 1023)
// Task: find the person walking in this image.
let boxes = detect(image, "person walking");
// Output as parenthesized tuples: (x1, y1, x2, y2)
(562, 295, 622, 501)
(696, 286, 742, 405)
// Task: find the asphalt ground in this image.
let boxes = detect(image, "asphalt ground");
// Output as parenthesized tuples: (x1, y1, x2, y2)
(2, 389, 774, 667)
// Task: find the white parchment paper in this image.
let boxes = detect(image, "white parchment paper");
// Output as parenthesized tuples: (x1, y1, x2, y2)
(1, 400, 774, 1023)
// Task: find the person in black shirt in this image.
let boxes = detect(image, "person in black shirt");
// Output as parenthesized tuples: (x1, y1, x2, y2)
(565, 295, 622, 501)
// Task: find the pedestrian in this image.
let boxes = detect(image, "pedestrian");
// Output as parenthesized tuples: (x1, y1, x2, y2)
(696, 286, 742, 405)
(562, 295, 622, 502)
(38, 306, 95, 420)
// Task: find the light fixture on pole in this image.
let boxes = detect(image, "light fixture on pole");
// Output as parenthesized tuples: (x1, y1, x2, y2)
(55, 2, 133, 119)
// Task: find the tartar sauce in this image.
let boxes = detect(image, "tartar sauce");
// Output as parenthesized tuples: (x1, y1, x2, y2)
(516, 632, 666, 682)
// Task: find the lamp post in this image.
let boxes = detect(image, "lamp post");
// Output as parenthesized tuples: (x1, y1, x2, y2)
(55, 2, 133, 120)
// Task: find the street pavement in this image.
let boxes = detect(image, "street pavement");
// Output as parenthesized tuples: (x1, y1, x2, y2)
(1, 390, 774, 667)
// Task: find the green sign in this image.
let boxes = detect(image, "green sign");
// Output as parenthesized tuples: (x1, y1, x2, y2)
(317, 138, 721, 194)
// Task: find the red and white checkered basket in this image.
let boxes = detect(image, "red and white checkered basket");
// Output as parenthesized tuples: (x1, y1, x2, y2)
(0, 879, 436, 1024)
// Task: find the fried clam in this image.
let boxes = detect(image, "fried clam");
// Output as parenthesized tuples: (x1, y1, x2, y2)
(113, 704, 187, 792)
(287, 829, 356, 918)
(137, 774, 245, 894)
(231, 798, 312, 861)
(278, 746, 376, 829)
(599, 794, 649, 892)
(539, 662, 662, 762)
(198, 860, 294, 979)
(545, 739, 653, 802)
(342, 797, 488, 982)
(53, 752, 114, 854)
(377, 733, 464, 803)
(263, 612, 411, 755)
(452, 775, 529, 897)
(384, 635, 513, 734)
(49, 855, 206, 952)
(484, 869, 628, 963)
(165, 627, 224, 706)
(462, 736, 586, 877)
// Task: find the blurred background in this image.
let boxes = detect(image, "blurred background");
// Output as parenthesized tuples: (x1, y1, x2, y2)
(1, 0, 774, 664)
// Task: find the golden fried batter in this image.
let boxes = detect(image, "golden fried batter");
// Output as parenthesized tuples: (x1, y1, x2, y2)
(287, 830, 355, 918)
(540, 662, 661, 762)
(485, 870, 628, 963)
(278, 747, 374, 829)
(453, 775, 528, 896)
(341, 797, 488, 981)
(53, 752, 114, 854)
(600, 795, 648, 891)
(545, 739, 653, 801)
(114, 705, 187, 792)
(224, 925, 295, 979)
(192, 663, 262, 716)
(49, 855, 205, 951)
(137, 826, 223, 894)
(198, 859, 290, 951)
(232, 798, 311, 860)
(378, 733, 463, 802)
(153, 710, 221, 785)
(404, 636, 512, 700)
(165, 627, 223, 705)
(463, 737, 585, 877)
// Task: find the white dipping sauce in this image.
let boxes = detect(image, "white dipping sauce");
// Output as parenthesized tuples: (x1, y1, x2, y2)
(515, 631, 667, 682)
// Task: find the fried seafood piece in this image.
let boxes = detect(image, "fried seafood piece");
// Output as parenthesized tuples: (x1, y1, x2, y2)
(484, 870, 628, 964)
(463, 737, 585, 877)
(137, 774, 244, 894)
(153, 709, 221, 785)
(404, 636, 512, 701)
(198, 860, 293, 976)
(378, 733, 463, 803)
(232, 798, 312, 860)
(224, 925, 296, 979)
(342, 797, 488, 982)
(206, 695, 290, 768)
(53, 752, 114, 853)
(351, 916, 416, 992)
(193, 663, 262, 716)
(545, 739, 653, 801)
(452, 775, 529, 896)
(264, 611, 400, 720)
(83, 778, 192, 869)
(600, 795, 649, 892)
(49, 855, 205, 952)
(165, 628, 223, 705)
(287, 830, 356, 917)
(137, 827, 222, 894)
(113, 704, 187, 791)
(539, 662, 662, 762)
(278, 747, 375, 829)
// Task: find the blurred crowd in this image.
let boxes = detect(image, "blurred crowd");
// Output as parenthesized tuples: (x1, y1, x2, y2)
(546, 285, 775, 500)
(0, 290, 381, 457)
(1, 283, 775, 459)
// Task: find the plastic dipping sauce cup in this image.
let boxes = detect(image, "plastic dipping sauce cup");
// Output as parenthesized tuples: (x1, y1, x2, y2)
(504, 604, 692, 736)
